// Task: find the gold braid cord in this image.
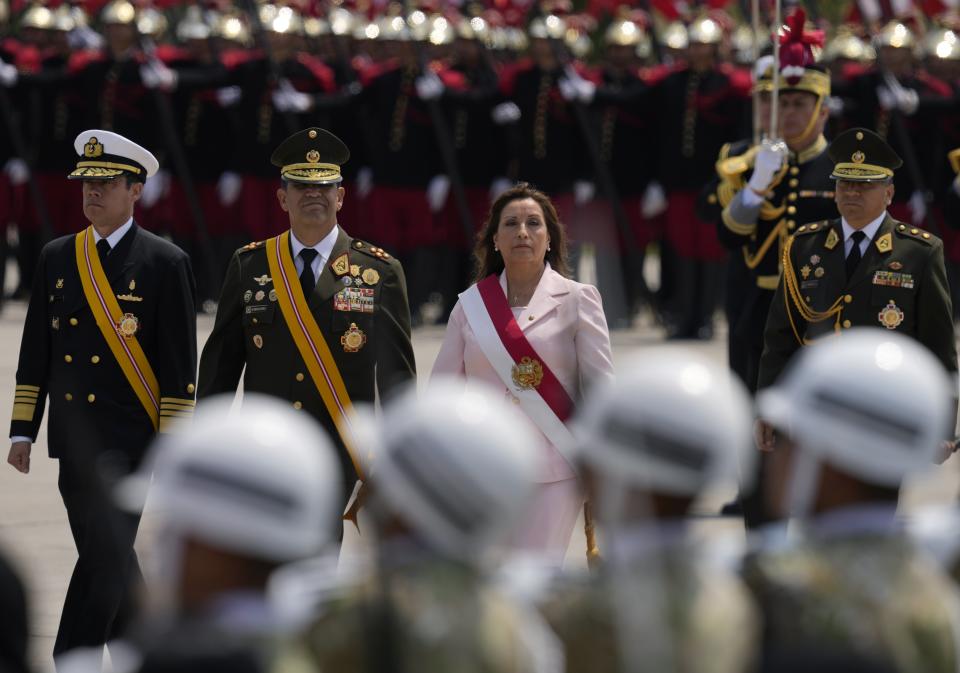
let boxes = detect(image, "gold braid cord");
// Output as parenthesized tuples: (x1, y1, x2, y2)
(584, 500, 601, 570)
(742, 218, 788, 270)
(780, 235, 844, 346)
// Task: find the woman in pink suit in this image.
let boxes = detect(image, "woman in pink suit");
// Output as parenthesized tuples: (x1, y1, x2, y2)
(431, 182, 614, 562)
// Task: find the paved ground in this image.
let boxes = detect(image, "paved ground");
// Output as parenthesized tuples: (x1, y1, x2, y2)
(0, 302, 956, 671)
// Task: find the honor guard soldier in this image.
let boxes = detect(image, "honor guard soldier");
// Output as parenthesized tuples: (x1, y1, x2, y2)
(275, 381, 560, 673)
(198, 127, 416, 518)
(749, 330, 960, 673)
(542, 350, 759, 673)
(6, 129, 198, 662)
(758, 127, 958, 455)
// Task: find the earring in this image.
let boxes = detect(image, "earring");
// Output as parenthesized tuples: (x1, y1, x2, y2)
(494, 245, 499, 252)
(547, 244, 551, 251)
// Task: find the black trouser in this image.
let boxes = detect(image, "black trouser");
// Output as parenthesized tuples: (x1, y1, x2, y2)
(54, 457, 143, 660)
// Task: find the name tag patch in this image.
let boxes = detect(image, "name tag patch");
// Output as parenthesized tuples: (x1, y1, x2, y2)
(872, 271, 914, 289)
(334, 287, 375, 313)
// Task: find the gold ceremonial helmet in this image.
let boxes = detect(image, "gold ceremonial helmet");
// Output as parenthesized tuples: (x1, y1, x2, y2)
(925, 27, 960, 60)
(101, 0, 136, 26)
(329, 7, 358, 36)
(21, 3, 55, 30)
(0, 0, 8, 25)
(823, 26, 875, 63)
(605, 18, 641, 47)
(137, 7, 168, 38)
(259, 4, 304, 35)
(303, 16, 330, 38)
(687, 14, 722, 45)
(177, 6, 211, 42)
(660, 20, 688, 50)
(213, 11, 252, 45)
(875, 20, 916, 50)
(528, 13, 566, 40)
(457, 15, 489, 41)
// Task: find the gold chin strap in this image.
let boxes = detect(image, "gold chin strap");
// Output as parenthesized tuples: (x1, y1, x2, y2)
(784, 96, 824, 148)
(781, 234, 845, 345)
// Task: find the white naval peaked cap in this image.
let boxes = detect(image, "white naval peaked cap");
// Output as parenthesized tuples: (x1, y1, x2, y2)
(69, 129, 159, 181)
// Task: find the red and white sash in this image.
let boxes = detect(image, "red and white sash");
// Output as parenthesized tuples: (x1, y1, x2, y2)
(460, 274, 575, 454)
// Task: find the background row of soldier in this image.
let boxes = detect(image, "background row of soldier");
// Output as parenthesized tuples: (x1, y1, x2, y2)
(2, 0, 960, 335)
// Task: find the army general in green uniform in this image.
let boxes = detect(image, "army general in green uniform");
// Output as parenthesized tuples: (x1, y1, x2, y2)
(198, 128, 416, 507)
(758, 128, 957, 454)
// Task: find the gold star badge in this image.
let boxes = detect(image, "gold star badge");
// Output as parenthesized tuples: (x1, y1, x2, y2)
(801, 265, 811, 279)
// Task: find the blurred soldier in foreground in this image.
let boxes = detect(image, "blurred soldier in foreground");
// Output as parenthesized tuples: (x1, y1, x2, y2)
(541, 350, 758, 673)
(110, 394, 342, 673)
(749, 329, 960, 673)
(276, 380, 561, 673)
(0, 547, 30, 673)
(6, 129, 197, 664)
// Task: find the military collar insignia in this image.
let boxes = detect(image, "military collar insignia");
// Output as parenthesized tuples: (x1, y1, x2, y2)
(824, 228, 840, 250)
(889, 261, 903, 270)
(254, 274, 271, 286)
(875, 232, 892, 253)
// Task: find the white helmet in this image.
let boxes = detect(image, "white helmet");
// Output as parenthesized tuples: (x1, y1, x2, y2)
(759, 329, 953, 509)
(573, 349, 754, 498)
(119, 393, 343, 564)
(370, 379, 541, 561)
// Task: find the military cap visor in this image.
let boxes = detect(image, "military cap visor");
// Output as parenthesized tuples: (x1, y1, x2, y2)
(271, 127, 350, 185)
(828, 127, 903, 182)
(69, 129, 159, 182)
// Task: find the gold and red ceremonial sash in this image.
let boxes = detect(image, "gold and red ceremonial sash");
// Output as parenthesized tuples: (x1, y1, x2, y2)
(265, 231, 364, 480)
(75, 226, 160, 431)
(460, 274, 575, 454)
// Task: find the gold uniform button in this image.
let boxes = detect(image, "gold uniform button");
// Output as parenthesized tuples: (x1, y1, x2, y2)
(842, 320, 852, 329)
(69, 318, 78, 326)
(789, 179, 799, 187)
(844, 294, 853, 303)
(293, 401, 302, 410)
(64, 355, 72, 363)
(252, 318, 258, 324)
(787, 206, 797, 214)
(65, 393, 72, 401)
(910, 228, 919, 235)
(923, 232, 931, 239)
(788, 193, 797, 202)
(295, 372, 305, 382)
(87, 394, 95, 403)
(898, 224, 906, 231)
(91, 355, 100, 364)
(787, 221, 796, 230)
(790, 166, 800, 175)
(187, 383, 195, 394)
(528, 315, 535, 321)
(708, 194, 717, 204)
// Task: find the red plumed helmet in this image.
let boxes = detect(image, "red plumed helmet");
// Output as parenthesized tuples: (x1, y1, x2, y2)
(777, 8, 824, 83)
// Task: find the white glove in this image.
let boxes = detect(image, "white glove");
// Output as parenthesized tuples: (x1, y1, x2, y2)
(216, 85, 242, 107)
(356, 166, 373, 199)
(426, 174, 450, 212)
(562, 65, 596, 103)
(140, 169, 170, 209)
(909, 190, 927, 224)
(491, 101, 521, 124)
(0, 61, 17, 88)
(877, 85, 897, 111)
(4, 158, 28, 186)
(641, 181, 667, 219)
(272, 79, 313, 113)
(415, 71, 444, 101)
(140, 60, 177, 90)
(747, 139, 788, 195)
(558, 76, 578, 102)
(490, 176, 512, 200)
(217, 171, 242, 207)
(895, 87, 919, 115)
(573, 180, 595, 206)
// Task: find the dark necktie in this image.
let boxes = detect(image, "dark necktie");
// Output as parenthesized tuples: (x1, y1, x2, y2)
(96, 238, 111, 264)
(845, 230, 866, 280)
(299, 248, 319, 295)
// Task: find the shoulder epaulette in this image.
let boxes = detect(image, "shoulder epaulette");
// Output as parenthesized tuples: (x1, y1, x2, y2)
(352, 239, 393, 261)
(794, 221, 827, 236)
(239, 240, 265, 253)
(893, 223, 936, 246)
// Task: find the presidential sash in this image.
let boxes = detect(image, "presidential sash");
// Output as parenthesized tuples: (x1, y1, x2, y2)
(75, 226, 160, 431)
(459, 274, 575, 454)
(265, 231, 364, 480)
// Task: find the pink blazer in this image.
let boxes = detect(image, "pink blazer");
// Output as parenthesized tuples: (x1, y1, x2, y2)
(430, 265, 615, 483)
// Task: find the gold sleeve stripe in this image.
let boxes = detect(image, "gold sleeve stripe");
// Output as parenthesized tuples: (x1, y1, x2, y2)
(12, 402, 36, 422)
(160, 397, 196, 407)
(722, 207, 756, 236)
(14, 396, 38, 404)
(158, 417, 189, 433)
(16, 385, 40, 393)
(14, 392, 38, 399)
(160, 403, 195, 411)
(160, 409, 194, 416)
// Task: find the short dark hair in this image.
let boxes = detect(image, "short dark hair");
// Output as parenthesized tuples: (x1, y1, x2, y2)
(473, 182, 571, 282)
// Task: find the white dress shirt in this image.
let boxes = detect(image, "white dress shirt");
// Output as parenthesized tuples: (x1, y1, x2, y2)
(291, 225, 339, 279)
(93, 217, 134, 249)
(841, 211, 886, 257)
